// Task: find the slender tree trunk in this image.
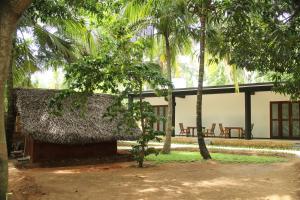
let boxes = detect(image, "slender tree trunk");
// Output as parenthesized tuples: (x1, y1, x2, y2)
(5, 49, 16, 156)
(0, 2, 32, 198)
(196, 14, 211, 160)
(139, 82, 145, 167)
(162, 33, 173, 154)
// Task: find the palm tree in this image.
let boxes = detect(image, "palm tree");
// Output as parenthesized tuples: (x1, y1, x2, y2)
(126, 0, 192, 154)
(186, 0, 246, 159)
(5, 12, 97, 155)
(187, 0, 216, 160)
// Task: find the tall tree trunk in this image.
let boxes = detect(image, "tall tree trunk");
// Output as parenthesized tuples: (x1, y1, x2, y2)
(0, 1, 32, 198)
(162, 33, 173, 154)
(0, 85, 8, 200)
(196, 14, 211, 160)
(139, 82, 145, 168)
(5, 48, 16, 156)
(0, 12, 13, 200)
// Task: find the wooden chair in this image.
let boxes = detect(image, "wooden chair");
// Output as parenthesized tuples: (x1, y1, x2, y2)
(219, 123, 230, 138)
(205, 123, 216, 137)
(179, 123, 190, 136)
(241, 123, 254, 139)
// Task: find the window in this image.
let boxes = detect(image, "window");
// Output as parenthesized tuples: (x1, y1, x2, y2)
(152, 105, 167, 133)
(270, 101, 300, 138)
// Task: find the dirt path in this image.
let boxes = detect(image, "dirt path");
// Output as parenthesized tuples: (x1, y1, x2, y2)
(9, 160, 300, 200)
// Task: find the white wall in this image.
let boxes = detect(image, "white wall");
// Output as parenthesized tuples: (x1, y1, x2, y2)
(144, 97, 167, 106)
(144, 91, 290, 139)
(175, 94, 245, 137)
(175, 96, 197, 134)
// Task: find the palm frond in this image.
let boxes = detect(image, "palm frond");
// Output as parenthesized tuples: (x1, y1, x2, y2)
(33, 23, 76, 62)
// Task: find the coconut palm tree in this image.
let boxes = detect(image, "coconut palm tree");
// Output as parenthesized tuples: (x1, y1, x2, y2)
(186, 0, 238, 159)
(125, 0, 192, 154)
(5, 11, 98, 154)
(186, 0, 216, 160)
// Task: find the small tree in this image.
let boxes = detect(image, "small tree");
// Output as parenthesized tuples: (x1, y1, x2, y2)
(59, 61, 170, 169)
(118, 63, 170, 167)
(55, 19, 170, 167)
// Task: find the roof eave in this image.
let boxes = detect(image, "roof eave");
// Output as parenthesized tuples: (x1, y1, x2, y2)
(135, 82, 274, 98)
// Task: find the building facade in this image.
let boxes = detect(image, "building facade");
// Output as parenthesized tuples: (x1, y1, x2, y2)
(141, 83, 300, 139)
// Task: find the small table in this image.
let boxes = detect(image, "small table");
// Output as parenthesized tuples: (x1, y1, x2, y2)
(187, 126, 206, 137)
(224, 127, 244, 138)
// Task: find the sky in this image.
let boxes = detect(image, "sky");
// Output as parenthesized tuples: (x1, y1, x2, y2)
(31, 68, 190, 89)
(31, 68, 65, 89)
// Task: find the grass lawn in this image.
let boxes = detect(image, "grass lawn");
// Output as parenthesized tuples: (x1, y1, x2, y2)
(145, 151, 288, 164)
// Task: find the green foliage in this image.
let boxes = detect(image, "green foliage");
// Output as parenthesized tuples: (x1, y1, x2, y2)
(55, 18, 171, 167)
(27, 0, 110, 23)
(14, 0, 114, 88)
(14, 5, 78, 87)
(217, 0, 300, 99)
(125, 0, 193, 74)
(12, 37, 39, 87)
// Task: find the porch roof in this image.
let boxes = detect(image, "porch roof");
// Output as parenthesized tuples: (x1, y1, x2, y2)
(139, 82, 274, 97)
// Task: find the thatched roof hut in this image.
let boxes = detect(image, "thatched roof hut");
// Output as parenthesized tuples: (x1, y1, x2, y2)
(15, 88, 140, 145)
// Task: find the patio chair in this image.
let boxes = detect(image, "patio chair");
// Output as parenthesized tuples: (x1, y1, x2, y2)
(204, 123, 216, 137)
(219, 123, 230, 138)
(241, 123, 254, 139)
(179, 123, 190, 136)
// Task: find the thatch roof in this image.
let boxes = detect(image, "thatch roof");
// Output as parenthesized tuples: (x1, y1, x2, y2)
(15, 88, 140, 144)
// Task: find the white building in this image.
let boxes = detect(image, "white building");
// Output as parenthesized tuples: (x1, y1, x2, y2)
(140, 83, 300, 139)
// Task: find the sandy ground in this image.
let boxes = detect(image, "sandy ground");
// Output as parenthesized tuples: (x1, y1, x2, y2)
(8, 160, 300, 200)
